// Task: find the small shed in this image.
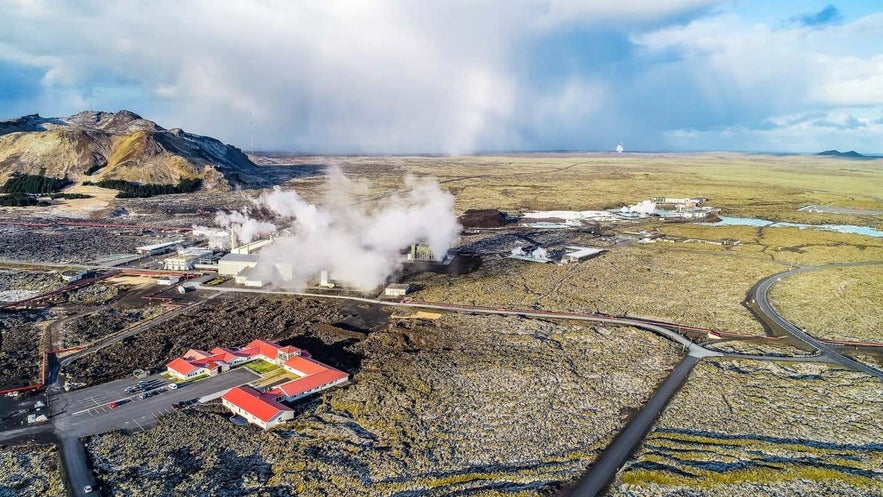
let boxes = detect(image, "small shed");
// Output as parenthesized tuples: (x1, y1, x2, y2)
(384, 283, 411, 297)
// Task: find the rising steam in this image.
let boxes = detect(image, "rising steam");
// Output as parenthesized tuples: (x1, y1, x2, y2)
(213, 167, 461, 291)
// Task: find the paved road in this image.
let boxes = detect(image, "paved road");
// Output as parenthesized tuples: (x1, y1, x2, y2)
(60, 435, 96, 497)
(51, 368, 258, 437)
(193, 283, 720, 355)
(563, 355, 701, 497)
(750, 264, 883, 380)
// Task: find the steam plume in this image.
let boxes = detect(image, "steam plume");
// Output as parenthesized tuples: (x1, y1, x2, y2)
(215, 168, 461, 291)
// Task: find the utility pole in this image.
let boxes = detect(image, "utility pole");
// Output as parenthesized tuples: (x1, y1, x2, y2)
(249, 111, 254, 156)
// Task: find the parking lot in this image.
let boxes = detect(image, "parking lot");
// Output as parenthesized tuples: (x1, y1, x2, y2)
(50, 368, 258, 437)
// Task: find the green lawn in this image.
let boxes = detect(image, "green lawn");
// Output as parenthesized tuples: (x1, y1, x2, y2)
(244, 360, 279, 374)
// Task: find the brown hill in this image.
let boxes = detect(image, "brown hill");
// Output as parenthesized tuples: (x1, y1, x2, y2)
(0, 110, 261, 189)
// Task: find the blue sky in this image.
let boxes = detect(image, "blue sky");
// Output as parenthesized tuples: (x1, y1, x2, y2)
(1, 0, 882, 154)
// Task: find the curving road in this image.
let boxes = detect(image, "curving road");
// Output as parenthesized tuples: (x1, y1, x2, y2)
(749, 263, 883, 380)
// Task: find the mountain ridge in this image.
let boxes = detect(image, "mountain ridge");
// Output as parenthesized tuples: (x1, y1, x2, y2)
(0, 110, 261, 189)
(816, 149, 866, 158)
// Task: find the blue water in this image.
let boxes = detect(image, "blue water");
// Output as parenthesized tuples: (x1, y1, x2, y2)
(705, 216, 883, 238)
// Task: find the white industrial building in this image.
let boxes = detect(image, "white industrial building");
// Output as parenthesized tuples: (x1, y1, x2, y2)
(136, 240, 184, 256)
(561, 246, 606, 263)
(384, 283, 411, 297)
(231, 239, 275, 255)
(218, 253, 260, 277)
(60, 269, 89, 282)
(163, 247, 214, 271)
(157, 276, 181, 286)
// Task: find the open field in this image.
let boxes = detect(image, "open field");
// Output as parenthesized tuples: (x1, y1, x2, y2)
(0, 443, 65, 497)
(414, 242, 783, 335)
(658, 223, 883, 265)
(279, 154, 883, 229)
(85, 311, 680, 496)
(769, 265, 883, 343)
(609, 359, 883, 497)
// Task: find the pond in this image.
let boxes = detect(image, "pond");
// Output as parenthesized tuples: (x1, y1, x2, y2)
(703, 216, 883, 238)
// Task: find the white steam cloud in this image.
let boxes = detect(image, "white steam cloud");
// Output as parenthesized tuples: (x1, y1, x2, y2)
(214, 210, 277, 245)
(216, 168, 461, 291)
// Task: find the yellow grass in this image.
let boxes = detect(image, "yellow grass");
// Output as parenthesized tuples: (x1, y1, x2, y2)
(770, 265, 883, 342)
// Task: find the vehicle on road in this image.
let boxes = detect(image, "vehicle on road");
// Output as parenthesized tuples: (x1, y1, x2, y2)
(108, 402, 118, 409)
(167, 383, 178, 390)
(83, 485, 93, 494)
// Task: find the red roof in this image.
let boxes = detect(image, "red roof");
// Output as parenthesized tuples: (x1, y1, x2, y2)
(283, 356, 334, 376)
(279, 345, 301, 355)
(222, 386, 292, 423)
(244, 339, 283, 359)
(167, 357, 199, 375)
(275, 369, 348, 398)
(237, 346, 259, 357)
(182, 349, 211, 360)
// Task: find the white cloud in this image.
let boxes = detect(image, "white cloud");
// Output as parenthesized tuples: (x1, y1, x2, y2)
(1, 1, 881, 153)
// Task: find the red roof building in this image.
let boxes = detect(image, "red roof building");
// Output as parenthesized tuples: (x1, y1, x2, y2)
(166, 357, 198, 376)
(221, 386, 294, 429)
(167, 338, 349, 429)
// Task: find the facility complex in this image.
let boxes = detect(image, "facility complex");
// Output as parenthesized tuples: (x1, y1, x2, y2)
(510, 245, 606, 265)
(166, 339, 349, 430)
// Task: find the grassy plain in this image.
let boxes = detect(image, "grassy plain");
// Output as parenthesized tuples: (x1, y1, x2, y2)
(283, 153, 882, 334)
(414, 243, 781, 335)
(286, 153, 883, 228)
(769, 265, 883, 342)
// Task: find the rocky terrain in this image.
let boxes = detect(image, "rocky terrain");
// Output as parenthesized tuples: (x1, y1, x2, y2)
(0, 443, 65, 497)
(609, 359, 883, 496)
(63, 294, 361, 386)
(0, 110, 260, 188)
(0, 268, 59, 302)
(61, 306, 163, 348)
(0, 310, 48, 389)
(0, 223, 172, 263)
(84, 300, 681, 496)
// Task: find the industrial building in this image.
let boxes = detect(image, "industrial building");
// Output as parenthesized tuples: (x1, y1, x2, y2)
(407, 243, 436, 262)
(156, 276, 181, 286)
(561, 246, 606, 263)
(168, 339, 349, 430)
(135, 240, 184, 256)
(231, 239, 274, 255)
(60, 269, 88, 282)
(218, 253, 259, 277)
(384, 283, 411, 297)
(163, 247, 214, 271)
(509, 245, 605, 264)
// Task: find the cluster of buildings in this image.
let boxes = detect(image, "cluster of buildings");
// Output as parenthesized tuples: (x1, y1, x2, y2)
(166, 339, 349, 430)
(509, 245, 606, 265)
(519, 196, 718, 227)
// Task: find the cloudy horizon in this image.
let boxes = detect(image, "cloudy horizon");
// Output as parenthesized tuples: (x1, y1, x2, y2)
(2, 0, 882, 155)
